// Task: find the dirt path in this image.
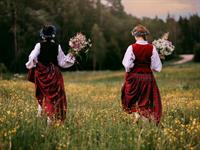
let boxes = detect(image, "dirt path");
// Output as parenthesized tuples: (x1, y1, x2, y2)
(173, 54, 194, 65)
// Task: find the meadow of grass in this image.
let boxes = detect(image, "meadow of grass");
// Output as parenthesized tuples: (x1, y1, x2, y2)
(0, 63, 200, 150)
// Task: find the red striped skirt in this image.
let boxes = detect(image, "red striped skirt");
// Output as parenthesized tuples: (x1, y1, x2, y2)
(34, 63, 67, 121)
(121, 72, 162, 123)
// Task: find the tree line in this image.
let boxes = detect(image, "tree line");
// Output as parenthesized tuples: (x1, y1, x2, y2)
(0, 0, 200, 72)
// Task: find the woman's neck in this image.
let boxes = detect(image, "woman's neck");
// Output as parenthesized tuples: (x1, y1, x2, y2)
(43, 39, 55, 43)
(135, 37, 145, 41)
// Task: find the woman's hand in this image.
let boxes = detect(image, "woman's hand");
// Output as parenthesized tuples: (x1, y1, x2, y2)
(159, 54, 165, 60)
(68, 52, 75, 59)
(64, 53, 76, 64)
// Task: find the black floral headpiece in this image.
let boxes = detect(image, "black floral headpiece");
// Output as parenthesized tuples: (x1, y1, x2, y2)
(40, 25, 56, 39)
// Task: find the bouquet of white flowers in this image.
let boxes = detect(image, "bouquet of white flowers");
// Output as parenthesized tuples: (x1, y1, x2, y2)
(152, 32, 175, 59)
(68, 33, 92, 57)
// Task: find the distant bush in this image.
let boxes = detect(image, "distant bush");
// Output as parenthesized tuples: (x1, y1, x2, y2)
(0, 63, 12, 80)
(194, 43, 200, 62)
(0, 63, 8, 73)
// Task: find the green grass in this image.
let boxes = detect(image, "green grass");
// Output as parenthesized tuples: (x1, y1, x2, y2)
(0, 63, 200, 150)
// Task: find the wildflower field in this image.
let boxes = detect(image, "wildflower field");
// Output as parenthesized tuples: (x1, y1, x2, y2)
(0, 63, 200, 150)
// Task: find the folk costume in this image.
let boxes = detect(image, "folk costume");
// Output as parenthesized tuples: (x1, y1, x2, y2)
(121, 39, 162, 123)
(26, 25, 75, 122)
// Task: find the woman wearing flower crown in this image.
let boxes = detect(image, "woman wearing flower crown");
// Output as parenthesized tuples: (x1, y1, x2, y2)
(121, 25, 162, 124)
(26, 25, 75, 125)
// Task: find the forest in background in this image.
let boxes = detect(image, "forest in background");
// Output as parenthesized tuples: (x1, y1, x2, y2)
(0, 0, 200, 72)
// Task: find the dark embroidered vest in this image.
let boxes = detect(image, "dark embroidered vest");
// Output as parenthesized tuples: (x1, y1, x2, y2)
(131, 43, 153, 73)
(38, 41, 58, 66)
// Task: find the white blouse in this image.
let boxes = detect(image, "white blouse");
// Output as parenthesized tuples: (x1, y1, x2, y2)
(25, 42, 75, 69)
(122, 40, 162, 72)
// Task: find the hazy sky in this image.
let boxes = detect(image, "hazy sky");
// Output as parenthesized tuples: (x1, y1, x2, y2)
(121, 0, 200, 20)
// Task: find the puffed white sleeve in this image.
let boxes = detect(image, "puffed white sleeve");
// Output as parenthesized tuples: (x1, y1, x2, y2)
(57, 45, 75, 68)
(25, 43, 40, 69)
(122, 45, 135, 72)
(151, 46, 162, 72)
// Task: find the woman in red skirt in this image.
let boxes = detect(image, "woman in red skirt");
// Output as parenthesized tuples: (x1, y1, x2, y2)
(121, 25, 162, 124)
(26, 25, 75, 125)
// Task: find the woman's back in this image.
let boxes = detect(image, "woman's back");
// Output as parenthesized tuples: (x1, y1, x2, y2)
(38, 41, 58, 66)
(132, 43, 153, 65)
(131, 43, 153, 73)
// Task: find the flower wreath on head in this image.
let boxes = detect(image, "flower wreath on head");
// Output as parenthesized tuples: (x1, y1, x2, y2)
(131, 31, 150, 37)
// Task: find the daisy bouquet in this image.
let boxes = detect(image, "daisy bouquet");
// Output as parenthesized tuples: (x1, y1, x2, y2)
(152, 32, 175, 59)
(68, 33, 91, 58)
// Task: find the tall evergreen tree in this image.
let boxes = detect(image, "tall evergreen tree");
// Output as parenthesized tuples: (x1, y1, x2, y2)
(1, 0, 200, 72)
(91, 24, 106, 70)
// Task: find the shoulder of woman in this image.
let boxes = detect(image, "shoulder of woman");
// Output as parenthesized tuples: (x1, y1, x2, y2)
(58, 44, 62, 48)
(127, 45, 133, 51)
(152, 44, 156, 50)
(34, 43, 41, 49)
(147, 43, 154, 49)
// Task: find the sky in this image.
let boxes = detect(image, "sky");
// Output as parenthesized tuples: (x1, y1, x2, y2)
(121, 0, 200, 20)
